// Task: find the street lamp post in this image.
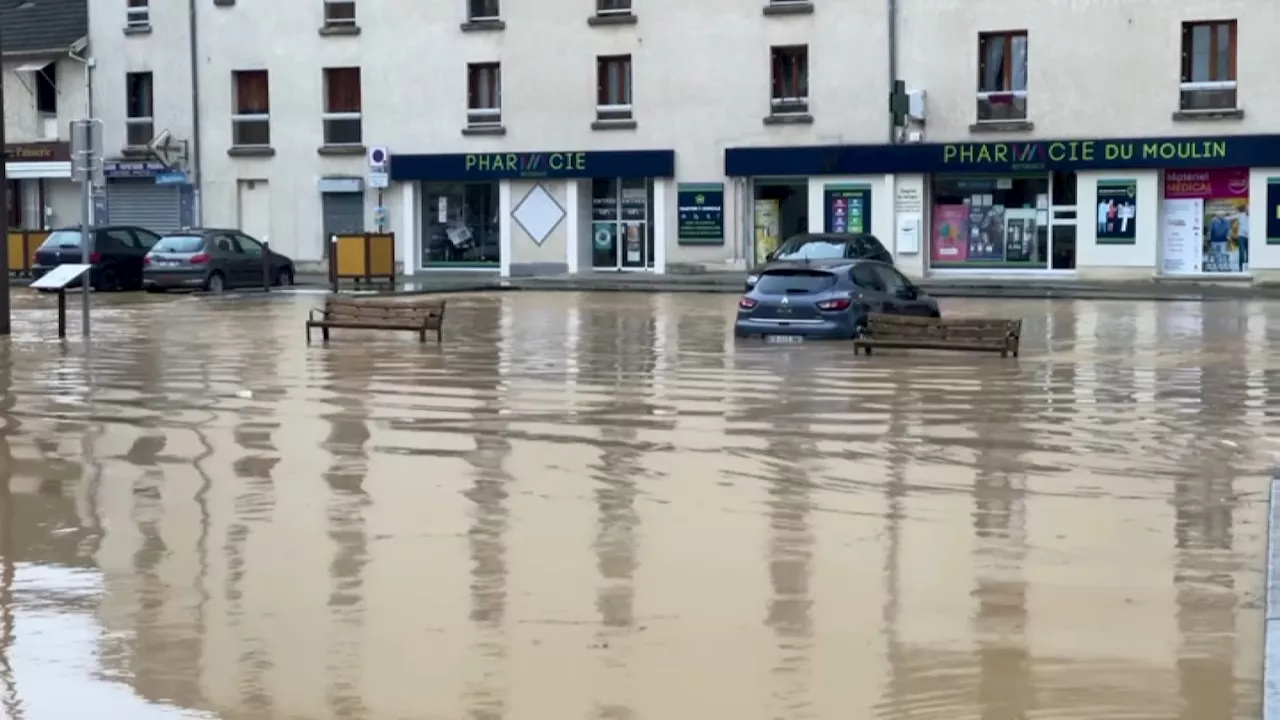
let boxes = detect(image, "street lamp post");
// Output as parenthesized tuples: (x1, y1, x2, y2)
(0, 8, 13, 336)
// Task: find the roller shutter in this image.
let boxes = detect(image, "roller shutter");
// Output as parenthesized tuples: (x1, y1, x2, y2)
(105, 180, 183, 233)
(321, 192, 364, 255)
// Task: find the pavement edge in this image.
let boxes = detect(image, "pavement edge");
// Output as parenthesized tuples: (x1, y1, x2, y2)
(1265, 477, 1280, 719)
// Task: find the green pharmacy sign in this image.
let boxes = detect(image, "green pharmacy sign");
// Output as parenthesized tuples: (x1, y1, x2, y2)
(676, 183, 724, 244)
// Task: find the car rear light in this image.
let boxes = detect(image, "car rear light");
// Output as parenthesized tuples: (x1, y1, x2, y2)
(189, 252, 210, 264)
(88, 252, 101, 263)
(142, 256, 151, 266)
(738, 296, 758, 309)
(816, 297, 852, 311)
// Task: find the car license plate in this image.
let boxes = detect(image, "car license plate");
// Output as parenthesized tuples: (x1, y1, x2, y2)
(766, 335, 804, 344)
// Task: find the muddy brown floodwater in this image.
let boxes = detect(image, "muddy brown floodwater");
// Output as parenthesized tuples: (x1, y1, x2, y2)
(0, 290, 1271, 719)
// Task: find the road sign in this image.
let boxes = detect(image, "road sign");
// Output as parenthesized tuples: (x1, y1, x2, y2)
(369, 170, 389, 188)
(147, 129, 181, 168)
(30, 263, 92, 291)
(368, 146, 388, 169)
(70, 119, 104, 186)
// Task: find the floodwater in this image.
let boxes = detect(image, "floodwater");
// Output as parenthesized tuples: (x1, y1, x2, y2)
(0, 290, 1271, 720)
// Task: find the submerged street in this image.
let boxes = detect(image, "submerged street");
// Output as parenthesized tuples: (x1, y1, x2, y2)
(0, 290, 1270, 719)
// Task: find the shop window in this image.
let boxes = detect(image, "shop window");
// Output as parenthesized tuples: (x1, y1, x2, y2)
(1161, 168, 1248, 274)
(420, 182, 500, 266)
(930, 176, 1049, 269)
(1180, 20, 1237, 111)
(126, 72, 155, 147)
(769, 45, 808, 115)
(591, 177, 653, 269)
(752, 180, 808, 265)
(1050, 171, 1077, 206)
(976, 31, 1027, 122)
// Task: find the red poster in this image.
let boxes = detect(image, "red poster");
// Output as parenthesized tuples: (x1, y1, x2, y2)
(931, 204, 969, 263)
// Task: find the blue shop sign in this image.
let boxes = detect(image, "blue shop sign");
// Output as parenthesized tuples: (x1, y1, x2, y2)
(391, 149, 675, 181)
(103, 159, 169, 178)
(725, 134, 1280, 176)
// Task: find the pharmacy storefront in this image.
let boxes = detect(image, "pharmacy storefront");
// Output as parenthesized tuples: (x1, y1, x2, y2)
(389, 150, 675, 276)
(724, 133, 1280, 281)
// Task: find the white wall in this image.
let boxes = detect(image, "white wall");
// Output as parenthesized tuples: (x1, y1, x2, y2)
(1075, 170, 1160, 277)
(1, 57, 89, 143)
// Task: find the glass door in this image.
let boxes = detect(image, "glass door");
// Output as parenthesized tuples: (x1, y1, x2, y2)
(592, 178, 653, 269)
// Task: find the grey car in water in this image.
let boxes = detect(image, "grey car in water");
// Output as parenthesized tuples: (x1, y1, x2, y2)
(142, 228, 295, 293)
(734, 260, 939, 340)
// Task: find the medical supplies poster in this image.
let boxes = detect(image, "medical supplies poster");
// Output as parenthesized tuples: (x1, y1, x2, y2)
(930, 204, 969, 263)
(1095, 179, 1137, 243)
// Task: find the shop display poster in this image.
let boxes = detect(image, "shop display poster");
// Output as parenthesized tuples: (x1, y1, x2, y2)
(1164, 168, 1248, 273)
(966, 203, 1006, 261)
(1003, 209, 1036, 262)
(1095, 179, 1137, 243)
(1160, 198, 1203, 274)
(754, 199, 780, 264)
(823, 184, 870, 234)
(1268, 178, 1280, 245)
(931, 204, 969, 263)
(676, 183, 725, 244)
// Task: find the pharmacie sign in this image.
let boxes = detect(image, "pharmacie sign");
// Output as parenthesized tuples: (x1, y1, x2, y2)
(939, 137, 1245, 172)
(390, 149, 675, 181)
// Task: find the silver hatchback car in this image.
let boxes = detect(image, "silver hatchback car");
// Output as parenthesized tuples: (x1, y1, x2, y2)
(143, 229, 295, 293)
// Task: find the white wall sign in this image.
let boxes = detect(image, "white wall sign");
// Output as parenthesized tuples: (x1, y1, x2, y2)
(1161, 198, 1203, 274)
(894, 185, 922, 215)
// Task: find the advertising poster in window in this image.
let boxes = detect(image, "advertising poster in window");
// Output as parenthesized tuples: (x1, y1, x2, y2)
(823, 184, 871, 234)
(1095, 179, 1137, 244)
(966, 203, 1006, 261)
(754, 199, 780, 264)
(676, 183, 725, 244)
(1003, 208, 1036, 262)
(1267, 178, 1280, 245)
(1164, 168, 1248, 273)
(1160, 198, 1203, 274)
(930, 204, 969, 263)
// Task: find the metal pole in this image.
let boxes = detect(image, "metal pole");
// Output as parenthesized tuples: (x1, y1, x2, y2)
(0, 12, 13, 337)
(77, 123, 91, 336)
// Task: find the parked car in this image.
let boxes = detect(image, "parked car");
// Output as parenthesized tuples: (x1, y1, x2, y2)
(142, 228, 295, 293)
(32, 225, 162, 291)
(734, 259, 939, 341)
(747, 232, 893, 289)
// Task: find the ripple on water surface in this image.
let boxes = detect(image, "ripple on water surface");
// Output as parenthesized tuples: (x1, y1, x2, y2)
(0, 291, 1270, 719)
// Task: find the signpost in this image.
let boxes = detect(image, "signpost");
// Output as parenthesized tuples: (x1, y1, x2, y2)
(368, 146, 389, 231)
(30, 264, 92, 338)
(70, 119, 103, 337)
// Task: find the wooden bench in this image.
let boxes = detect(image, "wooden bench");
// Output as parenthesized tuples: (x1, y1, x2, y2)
(306, 296, 446, 343)
(853, 313, 1021, 357)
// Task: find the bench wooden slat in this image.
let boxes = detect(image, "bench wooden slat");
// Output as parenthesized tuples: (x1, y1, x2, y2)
(306, 297, 446, 343)
(854, 313, 1021, 357)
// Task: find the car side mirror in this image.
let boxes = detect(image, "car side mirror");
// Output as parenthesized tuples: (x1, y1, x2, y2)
(765, 251, 777, 262)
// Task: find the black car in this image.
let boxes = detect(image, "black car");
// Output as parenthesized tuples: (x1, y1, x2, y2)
(735, 259, 940, 340)
(142, 228, 295, 293)
(747, 233, 893, 289)
(32, 225, 162, 291)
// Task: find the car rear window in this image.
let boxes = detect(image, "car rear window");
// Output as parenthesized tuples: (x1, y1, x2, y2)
(151, 235, 205, 253)
(755, 270, 837, 294)
(774, 240, 848, 261)
(38, 230, 85, 248)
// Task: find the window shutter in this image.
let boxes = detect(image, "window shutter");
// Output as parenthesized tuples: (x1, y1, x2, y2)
(1180, 23, 1191, 82)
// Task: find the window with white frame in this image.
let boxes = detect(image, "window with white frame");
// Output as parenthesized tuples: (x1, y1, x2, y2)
(125, 72, 154, 147)
(322, 67, 362, 145)
(1180, 20, 1237, 111)
(231, 70, 271, 147)
(467, 63, 501, 127)
(596, 55, 632, 120)
(126, 0, 149, 27)
(468, 0, 499, 21)
(769, 45, 808, 114)
(977, 30, 1028, 122)
(323, 0, 356, 26)
(596, 0, 631, 15)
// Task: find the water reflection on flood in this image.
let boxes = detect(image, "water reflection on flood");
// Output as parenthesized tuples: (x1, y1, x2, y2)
(0, 291, 1271, 719)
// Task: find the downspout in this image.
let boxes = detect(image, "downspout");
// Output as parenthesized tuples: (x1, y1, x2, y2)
(186, 0, 202, 223)
(887, 0, 898, 143)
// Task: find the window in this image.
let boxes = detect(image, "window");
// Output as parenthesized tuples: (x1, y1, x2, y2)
(850, 265, 884, 291)
(125, 72, 154, 147)
(591, 177, 653, 269)
(126, 0, 149, 27)
(596, 55, 632, 120)
(468, 0, 499, 21)
(322, 67, 362, 145)
(872, 265, 911, 294)
(231, 70, 271, 147)
(323, 0, 356, 26)
(755, 270, 836, 294)
(597, 0, 631, 14)
(467, 63, 501, 127)
(34, 63, 56, 116)
(420, 182, 501, 266)
(1181, 20, 1237, 111)
(930, 176, 1050, 269)
(977, 31, 1027, 121)
(770, 45, 808, 114)
(233, 233, 265, 257)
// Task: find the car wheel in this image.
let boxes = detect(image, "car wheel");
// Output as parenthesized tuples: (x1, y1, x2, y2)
(204, 272, 226, 293)
(274, 266, 294, 287)
(145, 287, 165, 294)
(94, 268, 120, 292)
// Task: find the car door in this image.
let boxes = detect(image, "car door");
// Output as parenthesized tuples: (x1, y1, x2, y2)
(849, 264, 892, 313)
(210, 232, 245, 286)
(233, 232, 268, 286)
(873, 264, 930, 316)
(107, 228, 149, 287)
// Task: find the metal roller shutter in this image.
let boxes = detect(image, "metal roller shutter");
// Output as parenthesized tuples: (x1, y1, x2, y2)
(105, 180, 183, 233)
(321, 192, 364, 255)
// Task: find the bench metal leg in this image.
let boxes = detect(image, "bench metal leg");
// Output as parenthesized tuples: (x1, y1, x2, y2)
(436, 327, 443, 343)
(418, 329, 427, 343)
(321, 326, 330, 342)
(305, 325, 311, 344)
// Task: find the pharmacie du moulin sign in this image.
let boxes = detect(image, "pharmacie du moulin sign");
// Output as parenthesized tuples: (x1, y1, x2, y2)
(940, 138, 1234, 171)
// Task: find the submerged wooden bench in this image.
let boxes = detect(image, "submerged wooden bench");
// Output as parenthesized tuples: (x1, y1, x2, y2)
(853, 313, 1021, 357)
(306, 296, 446, 343)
